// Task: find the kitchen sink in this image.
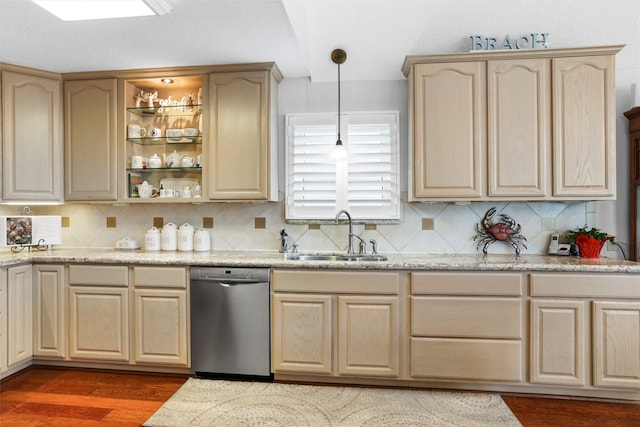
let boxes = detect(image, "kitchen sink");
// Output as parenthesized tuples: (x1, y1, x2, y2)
(285, 254, 387, 262)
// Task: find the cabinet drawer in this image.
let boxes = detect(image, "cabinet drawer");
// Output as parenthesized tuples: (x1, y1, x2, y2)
(69, 265, 128, 287)
(411, 272, 522, 296)
(411, 337, 523, 382)
(411, 297, 522, 339)
(272, 270, 399, 294)
(530, 274, 640, 298)
(134, 267, 187, 289)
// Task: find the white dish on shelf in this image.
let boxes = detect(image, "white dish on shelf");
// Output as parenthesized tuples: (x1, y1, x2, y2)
(160, 178, 199, 196)
(166, 128, 183, 139)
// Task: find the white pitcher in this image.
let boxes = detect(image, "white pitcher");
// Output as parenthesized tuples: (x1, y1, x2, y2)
(161, 222, 178, 251)
(178, 223, 194, 251)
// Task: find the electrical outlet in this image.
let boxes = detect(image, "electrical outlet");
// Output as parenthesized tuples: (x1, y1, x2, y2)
(606, 237, 617, 251)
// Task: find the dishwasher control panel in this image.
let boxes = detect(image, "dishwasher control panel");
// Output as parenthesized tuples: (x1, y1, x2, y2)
(191, 266, 270, 282)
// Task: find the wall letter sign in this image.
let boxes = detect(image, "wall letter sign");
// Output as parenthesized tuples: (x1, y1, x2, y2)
(470, 33, 550, 51)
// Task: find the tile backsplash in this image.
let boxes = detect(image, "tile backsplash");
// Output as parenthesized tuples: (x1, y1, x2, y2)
(1, 195, 600, 256)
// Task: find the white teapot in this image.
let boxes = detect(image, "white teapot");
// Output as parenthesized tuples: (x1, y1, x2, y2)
(163, 150, 184, 168)
(148, 153, 162, 168)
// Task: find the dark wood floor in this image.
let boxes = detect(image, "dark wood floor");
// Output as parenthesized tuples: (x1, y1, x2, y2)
(1, 367, 638, 426)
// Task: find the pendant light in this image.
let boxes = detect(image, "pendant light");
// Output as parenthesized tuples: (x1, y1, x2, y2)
(331, 49, 347, 159)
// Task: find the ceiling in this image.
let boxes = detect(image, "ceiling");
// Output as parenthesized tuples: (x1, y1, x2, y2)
(0, 0, 638, 82)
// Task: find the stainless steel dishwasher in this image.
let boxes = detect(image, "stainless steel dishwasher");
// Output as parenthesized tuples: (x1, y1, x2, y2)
(190, 266, 272, 380)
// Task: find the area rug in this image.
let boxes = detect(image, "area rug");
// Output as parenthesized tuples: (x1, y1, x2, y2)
(143, 378, 522, 426)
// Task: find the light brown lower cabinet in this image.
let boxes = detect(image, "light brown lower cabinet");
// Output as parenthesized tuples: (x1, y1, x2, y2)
(530, 274, 640, 391)
(69, 265, 130, 362)
(271, 270, 401, 378)
(68, 265, 190, 367)
(272, 293, 333, 374)
(33, 265, 66, 359)
(338, 295, 399, 377)
(7, 265, 33, 368)
(410, 272, 525, 383)
(0, 268, 6, 374)
(132, 267, 189, 367)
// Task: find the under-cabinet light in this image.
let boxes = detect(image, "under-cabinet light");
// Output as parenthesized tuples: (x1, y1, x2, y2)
(32, 0, 172, 21)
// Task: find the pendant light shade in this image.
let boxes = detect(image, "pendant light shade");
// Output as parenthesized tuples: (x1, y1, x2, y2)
(332, 49, 347, 158)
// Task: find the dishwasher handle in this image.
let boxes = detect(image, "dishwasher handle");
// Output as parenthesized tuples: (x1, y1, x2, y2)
(215, 279, 267, 287)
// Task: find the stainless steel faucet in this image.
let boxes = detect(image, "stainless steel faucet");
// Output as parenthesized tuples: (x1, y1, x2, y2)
(335, 210, 355, 254)
(279, 229, 289, 253)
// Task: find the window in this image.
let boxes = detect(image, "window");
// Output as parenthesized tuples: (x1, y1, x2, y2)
(286, 111, 400, 220)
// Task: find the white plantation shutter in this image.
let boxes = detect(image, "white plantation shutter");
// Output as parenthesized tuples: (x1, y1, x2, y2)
(286, 112, 400, 220)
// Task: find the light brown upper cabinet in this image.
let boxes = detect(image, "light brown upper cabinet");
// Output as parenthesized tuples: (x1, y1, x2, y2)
(208, 69, 280, 201)
(410, 62, 486, 199)
(64, 79, 118, 201)
(61, 62, 280, 203)
(552, 55, 617, 198)
(487, 58, 551, 197)
(403, 45, 623, 202)
(1, 68, 63, 202)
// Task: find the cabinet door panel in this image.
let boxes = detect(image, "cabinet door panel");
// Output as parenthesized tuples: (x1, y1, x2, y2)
(338, 296, 399, 377)
(69, 286, 129, 361)
(33, 265, 65, 358)
(488, 59, 550, 197)
(134, 289, 188, 366)
(272, 294, 332, 374)
(530, 300, 587, 386)
(412, 62, 485, 199)
(411, 337, 522, 382)
(2, 71, 62, 201)
(64, 79, 118, 201)
(0, 269, 6, 373)
(208, 71, 274, 200)
(7, 265, 33, 367)
(411, 297, 522, 339)
(553, 55, 616, 198)
(593, 301, 640, 389)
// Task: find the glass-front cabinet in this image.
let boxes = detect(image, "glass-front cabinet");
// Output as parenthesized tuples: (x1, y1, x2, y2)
(124, 75, 204, 202)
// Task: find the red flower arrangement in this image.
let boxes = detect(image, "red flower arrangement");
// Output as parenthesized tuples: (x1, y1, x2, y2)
(565, 226, 614, 259)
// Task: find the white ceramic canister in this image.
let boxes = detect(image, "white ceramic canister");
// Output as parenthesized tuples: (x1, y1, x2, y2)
(178, 223, 195, 251)
(161, 222, 178, 251)
(194, 228, 211, 252)
(144, 226, 161, 251)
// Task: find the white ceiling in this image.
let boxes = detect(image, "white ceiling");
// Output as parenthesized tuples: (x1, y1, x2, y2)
(0, 0, 638, 82)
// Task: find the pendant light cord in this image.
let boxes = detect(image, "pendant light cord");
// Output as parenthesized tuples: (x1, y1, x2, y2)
(337, 61, 341, 144)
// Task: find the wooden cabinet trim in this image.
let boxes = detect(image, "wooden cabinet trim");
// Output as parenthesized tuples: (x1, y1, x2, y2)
(69, 265, 128, 286)
(272, 270, 400, 294)
(410, 337, 523, 382)
(411, 272, 523, 296)
(530, 274, 640, 298)
(411, 296, 522, 339)
(133, 266, 187, 289)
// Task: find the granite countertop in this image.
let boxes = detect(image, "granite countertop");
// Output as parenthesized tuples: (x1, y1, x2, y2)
(0, 248, 639, 273)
